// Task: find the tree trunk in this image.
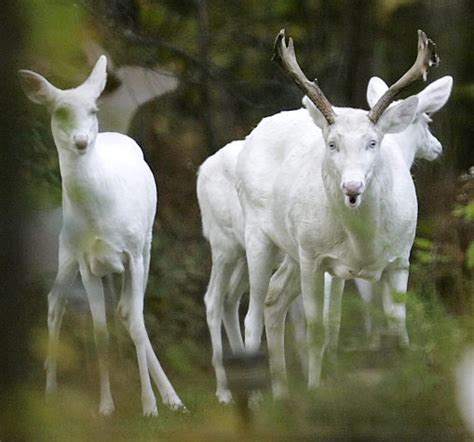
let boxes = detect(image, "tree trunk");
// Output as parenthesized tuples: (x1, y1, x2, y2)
(196, 0, 215, 154)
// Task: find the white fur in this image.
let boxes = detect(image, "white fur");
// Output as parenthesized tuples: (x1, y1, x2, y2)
(197, 140, 247, 403)
(307, 75, 453, 341)
(198, 77, 452, 400)
(19, 56, 183, 416)
(366, 76, 453, 163)
(236, 95, 418, 395)
(456, 348, 474, 435)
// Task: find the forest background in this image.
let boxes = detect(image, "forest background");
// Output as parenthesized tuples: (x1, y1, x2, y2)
(0, 0, 472, 440)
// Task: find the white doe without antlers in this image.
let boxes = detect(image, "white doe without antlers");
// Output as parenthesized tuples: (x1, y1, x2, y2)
(18, 56, 183, 416)
(198, 139, 311, 402)
(236, 29, 439, 396)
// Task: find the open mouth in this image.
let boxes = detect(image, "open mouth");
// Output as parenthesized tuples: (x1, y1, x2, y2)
(345, 194, 361, 209)
(74, 143, 89, 154)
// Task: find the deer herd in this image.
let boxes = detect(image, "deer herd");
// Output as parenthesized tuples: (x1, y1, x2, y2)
(19, 29, 453, 416)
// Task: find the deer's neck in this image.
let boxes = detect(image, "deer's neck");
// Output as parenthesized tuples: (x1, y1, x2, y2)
(56, 142, 104, 214)
(391, 133, 416, 168)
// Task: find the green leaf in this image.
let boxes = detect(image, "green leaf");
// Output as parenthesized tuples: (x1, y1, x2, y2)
(414, 237, 433, 250)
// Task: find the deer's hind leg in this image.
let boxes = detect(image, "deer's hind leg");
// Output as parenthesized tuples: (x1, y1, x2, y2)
(141, 240, 184, 410)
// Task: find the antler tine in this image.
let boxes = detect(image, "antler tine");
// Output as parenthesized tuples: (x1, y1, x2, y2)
(273, 29, 336, 125)
(368, 30, 439, 124)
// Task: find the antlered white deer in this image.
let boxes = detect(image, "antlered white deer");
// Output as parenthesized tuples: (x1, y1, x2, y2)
(197, 68, 451, 401)
(285, 75, 453, 347)
(18, 56, 184, 416)
(235, 29, 440, 396)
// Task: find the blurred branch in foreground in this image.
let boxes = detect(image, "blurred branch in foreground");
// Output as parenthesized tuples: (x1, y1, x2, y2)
(0, 0, 31, 440)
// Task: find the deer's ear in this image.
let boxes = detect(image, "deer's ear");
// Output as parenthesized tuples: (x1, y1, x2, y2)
(18, 70, 59, 106)
(303, 95, 330, 130)
(82, 55, 107, 99)
(376, 96, 418, 134)
(366, 77, 389, 109)
(416, 76, 453, 115)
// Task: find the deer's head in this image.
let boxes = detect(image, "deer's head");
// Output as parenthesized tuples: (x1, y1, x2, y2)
(19, 56, 107, 156)
(274, 30, 439, 209)
(367, 75, 453, 162)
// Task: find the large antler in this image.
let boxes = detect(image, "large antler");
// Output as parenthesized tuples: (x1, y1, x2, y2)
(368, 30, 439, 123)
(273, 29, 336, 125)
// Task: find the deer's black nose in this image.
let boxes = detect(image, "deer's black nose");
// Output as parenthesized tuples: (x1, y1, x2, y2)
(74, 134, 89, 150)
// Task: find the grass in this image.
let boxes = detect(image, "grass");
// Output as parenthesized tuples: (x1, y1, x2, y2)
(5, 284, 473, 441)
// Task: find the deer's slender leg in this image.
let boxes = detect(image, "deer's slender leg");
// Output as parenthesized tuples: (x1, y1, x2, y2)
(382, 268, 409, 347)
(118, 254, 157, 416)
(204, 249, 237, 403)
(324, 276, 345, 352)
(222, 256, 247, 353)
(80, 263, 114, 416)
(265, 257, 300, 397)
(141, 239, 184, 409)
(45, 240, 78, 397)
(244, 228, 277, 352)
(299, 250, 326, 389)
(354, 278, 375, 338)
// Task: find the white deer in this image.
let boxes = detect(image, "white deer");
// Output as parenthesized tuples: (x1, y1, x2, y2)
(197, 72, 452, 402)
(298, 74, 454, 345)
(18, 56, 184, 416)
(197, 140, 248, 403)
(271, 75, 453, 353)
(236, 29, 439, 396)
(23, 42, 178, 280)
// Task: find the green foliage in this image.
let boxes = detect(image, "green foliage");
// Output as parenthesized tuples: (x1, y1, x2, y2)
(17, 291, 473, 440)
(453, 201, 474, 222)
(413, 236, 451, 266)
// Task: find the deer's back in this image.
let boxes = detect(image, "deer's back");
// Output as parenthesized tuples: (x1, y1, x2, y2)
(236, 108, 321, 223)
(197, 140, 245, 251)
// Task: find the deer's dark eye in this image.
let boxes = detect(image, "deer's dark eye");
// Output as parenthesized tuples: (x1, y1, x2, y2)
(328, 141, 337, 151)
(368, 140, 377, 149)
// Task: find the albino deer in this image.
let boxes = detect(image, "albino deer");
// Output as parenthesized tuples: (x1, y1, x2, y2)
(365, 75, 452, 165)
(197, 72, 452, 402)
(236, 29, 439, 396)
(18, 56, 183, 416)
(303, 73, 453, 344)
(24, 44, 178, 312)
(197, 140, 247, 403)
